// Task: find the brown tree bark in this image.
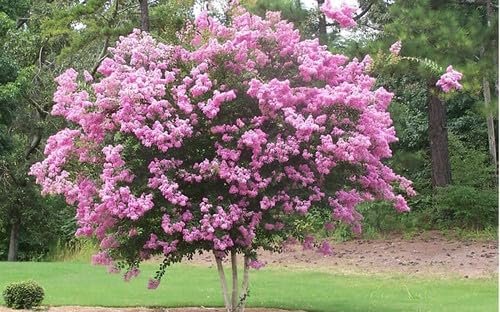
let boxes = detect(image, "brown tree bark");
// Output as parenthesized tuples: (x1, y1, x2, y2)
(317, 0, 327, 45)
(428, 89, 452, 187)
(7, 218, 20, 261)
(138, 0, 150, 32)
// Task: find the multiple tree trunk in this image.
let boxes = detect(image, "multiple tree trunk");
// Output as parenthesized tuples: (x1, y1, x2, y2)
(215, 251, 251, 312)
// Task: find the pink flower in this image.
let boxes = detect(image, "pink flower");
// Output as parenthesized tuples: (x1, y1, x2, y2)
(83, 70, 94, 82)
(124, 267, 140, 282)
(107, 264, 120, 274)
(147, 278, 160, 289)
(248, 259, 266, 270)
(91, 252, 112, 266)
(324, 222, 335, 232)
(302, 235, 315, 250)
(389, 41, 402, 56)
(321, 1, 358, 28)
(436, 65, 463, 92)
(318, 241, 333, 256)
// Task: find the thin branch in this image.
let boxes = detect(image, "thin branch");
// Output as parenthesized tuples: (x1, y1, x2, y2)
(25, 132, 42, 160)
(91, 37, 110, 77)
(28, 98, 50, 116)
(91, 0, 119, 76)
(354, 1, 374, 21)
(16, 17, 29, 29)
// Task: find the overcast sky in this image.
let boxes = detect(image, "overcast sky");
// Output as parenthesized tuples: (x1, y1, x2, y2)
(300, 0, 359, 10)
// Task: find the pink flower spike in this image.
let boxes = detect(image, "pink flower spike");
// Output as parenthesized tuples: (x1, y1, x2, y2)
(389, 41, 402, 56)
(436, 65, 463, 93)
(148, 278, 160, 289)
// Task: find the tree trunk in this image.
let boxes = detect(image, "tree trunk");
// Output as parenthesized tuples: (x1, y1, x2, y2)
(214, 252, 231, 312)
(483, 77, 498, 175)
(230, 250, 239, 312)
(214, 250, 251, 312)
(317, 0, 327, 45)
(239, 256, 250, 312)
(483, 0, 498, 175)
(7, 219, 20, 261)
(428, 90, 452, 187)
(138, 0, 150, 32)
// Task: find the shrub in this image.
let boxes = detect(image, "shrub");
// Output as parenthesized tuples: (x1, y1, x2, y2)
(2, 280, 44, 309)
(449, 134, 496, 189)
(432, 185, 498, 229)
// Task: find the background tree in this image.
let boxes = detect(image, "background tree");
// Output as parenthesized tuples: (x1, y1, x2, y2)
(366, 0, 498, 186)
(0, 0, 197, 261)
(352, 0, 498, 230)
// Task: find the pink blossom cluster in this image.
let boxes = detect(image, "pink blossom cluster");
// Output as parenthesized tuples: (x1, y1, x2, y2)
(436, 65, 463, 93)
(320, 1, 358, 28)
(30, 6, 414, 286)
(389, 41, 402, 56)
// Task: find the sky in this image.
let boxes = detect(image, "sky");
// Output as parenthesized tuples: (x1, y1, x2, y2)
(300, 0, 359, 10)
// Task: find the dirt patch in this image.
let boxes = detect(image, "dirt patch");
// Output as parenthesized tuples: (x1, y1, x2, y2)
(0, 308, 302, 312)
(187, 231, 498, 279)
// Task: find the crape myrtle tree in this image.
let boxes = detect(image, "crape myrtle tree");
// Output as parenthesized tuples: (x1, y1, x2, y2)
(30, 3, 421, 312)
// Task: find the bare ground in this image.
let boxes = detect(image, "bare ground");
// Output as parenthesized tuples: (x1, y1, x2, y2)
(187, 231, 497, 279)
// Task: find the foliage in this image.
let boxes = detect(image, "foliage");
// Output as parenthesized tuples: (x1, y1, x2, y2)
(432, 185, 498, 229)
(0, 189, 72, 261)
(448, 134, 496, 189)
(2, 280, 44, 309)
(45, 238, 97, 262)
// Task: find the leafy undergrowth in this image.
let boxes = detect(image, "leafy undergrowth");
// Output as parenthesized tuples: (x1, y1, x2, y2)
(0, 262, 497, 312)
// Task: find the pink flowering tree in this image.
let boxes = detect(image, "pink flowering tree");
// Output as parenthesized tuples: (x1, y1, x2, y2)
(30, 5, 415, 312)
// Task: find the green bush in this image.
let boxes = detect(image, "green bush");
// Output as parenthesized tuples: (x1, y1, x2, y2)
(449, 134, 496, 189)
(432, 185, 498, 229)
(2, 280, 44, 309)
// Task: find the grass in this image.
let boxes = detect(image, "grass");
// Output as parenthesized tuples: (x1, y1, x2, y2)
(0, 262, 497, 312)
(439, 227, 498, 241)
(45, 238, 98, 262)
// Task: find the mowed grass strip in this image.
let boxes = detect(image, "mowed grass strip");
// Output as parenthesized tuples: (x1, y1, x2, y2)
(0, 262, 497, 312)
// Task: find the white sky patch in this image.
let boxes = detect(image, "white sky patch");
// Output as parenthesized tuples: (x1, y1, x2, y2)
(301, 0, 359, 10)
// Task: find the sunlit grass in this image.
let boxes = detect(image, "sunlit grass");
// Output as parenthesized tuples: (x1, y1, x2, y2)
(0, 262, 497, 312)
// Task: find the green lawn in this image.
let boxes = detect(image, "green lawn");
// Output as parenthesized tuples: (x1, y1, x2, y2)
(0, 262, 497, 312)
